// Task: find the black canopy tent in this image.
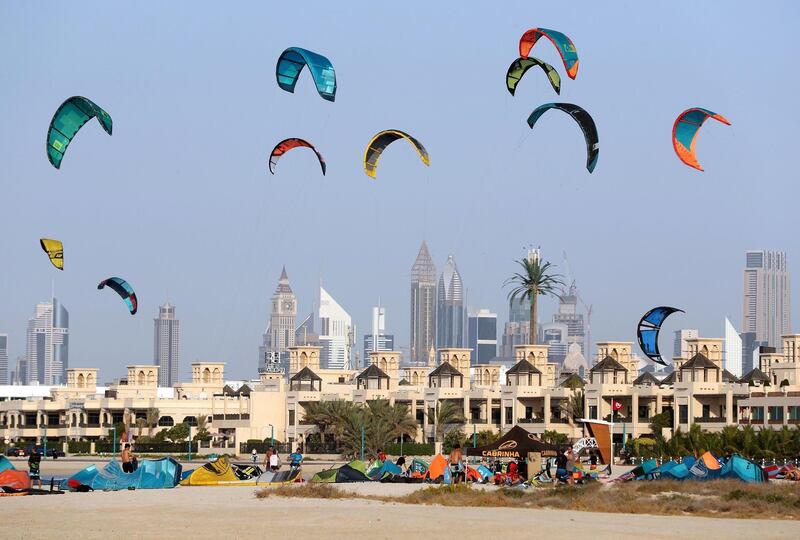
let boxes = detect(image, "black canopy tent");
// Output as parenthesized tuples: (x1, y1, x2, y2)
(466, 425, 559, 458)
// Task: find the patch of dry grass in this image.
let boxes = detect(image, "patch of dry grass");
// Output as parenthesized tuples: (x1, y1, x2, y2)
(257, 480, 800, 520)
(255, 483, 352, 500)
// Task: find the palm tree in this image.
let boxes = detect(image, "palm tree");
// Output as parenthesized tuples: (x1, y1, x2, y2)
(145, 408, 160, 438)
(559, 390, 585, 425)
(434, 400, 465, 442)
(505, 256, 564, 345)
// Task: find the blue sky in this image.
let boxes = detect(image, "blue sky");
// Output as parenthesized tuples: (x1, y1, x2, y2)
(1, 1, 798, 381)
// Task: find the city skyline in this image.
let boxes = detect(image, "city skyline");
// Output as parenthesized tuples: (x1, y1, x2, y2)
(1, 3, 798, 380)
(1, 245, 795, 381)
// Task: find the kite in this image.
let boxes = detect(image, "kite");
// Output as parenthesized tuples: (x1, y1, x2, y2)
(506, 57, 561, 96)
(637, 306, 684, 366)
(47, 96, 112, 169)
(526, 103, 599, 172)
(276, 47, 337, 102)
(519, 28, 579, 79)
(672, 108, 730, 171)
(363, 130, 429, 178)
(268, 138, 326, 175)
(39, 238, 63, 270)
(97, 277, 138, 315)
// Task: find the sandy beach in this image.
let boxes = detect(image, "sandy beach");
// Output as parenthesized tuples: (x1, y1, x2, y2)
(1, 478, 795, 540)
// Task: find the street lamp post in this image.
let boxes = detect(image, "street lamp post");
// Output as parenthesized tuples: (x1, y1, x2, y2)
(188, 425, 192, 461)
(267, 424, 274, 449)
(400, 433, 404, 457)
(360, 425, 364, 462)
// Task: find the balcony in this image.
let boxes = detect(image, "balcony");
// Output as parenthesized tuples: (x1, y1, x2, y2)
(693, 416, 727, 424)
(518, 418, 544, 424)
(212, 414, 250, 421)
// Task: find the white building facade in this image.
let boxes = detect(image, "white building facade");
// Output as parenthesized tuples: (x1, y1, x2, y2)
(319, 286, 353, 369)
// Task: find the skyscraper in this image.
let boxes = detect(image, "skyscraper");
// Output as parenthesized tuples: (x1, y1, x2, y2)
(319, 286, 353, 369)
(742, 250, 791, 347)
(673, 329, 699, 359)
(739, 331, 767, 375)
(552, 282, 585, 355)
(0, 334, 8, 385)
(410, 241, 436, 363)
(724, 317, 743, 377)
(468, 309, 497, 364)
(25, 298, 68, 385)
(539, 322, 569, 365)
(363, 307, 394, 368)
(437, 255, 465, 348)
(260, 268, 296, 354)
(154, 302, 180, 386)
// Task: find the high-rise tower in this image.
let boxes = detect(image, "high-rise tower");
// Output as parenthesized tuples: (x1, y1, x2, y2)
(263, 267, 297, 353)
(25, 298, 68, 385)
(742, 250, 791, 347)
(154, 302, 180, 386)
(0, 334, 8, 385)
(319, 286, 353, 369)
(410, 241, 437, 363)
(437, 255, 465, 348)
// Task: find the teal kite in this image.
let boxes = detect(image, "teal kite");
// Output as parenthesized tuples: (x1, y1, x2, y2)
(276, 47, 337, 102)
(672, 108, 730, 171)
(47, 96, 112, 169)
(527, 103, 599, 173)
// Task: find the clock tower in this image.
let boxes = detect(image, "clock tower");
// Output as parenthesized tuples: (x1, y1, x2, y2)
(267, 266, 297, 353)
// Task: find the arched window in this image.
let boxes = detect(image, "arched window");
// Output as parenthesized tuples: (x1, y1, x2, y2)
(72, 413, 77, 425)
(212, 368, 221, 382)
(158, 416, 174, 427)
(147, 370, 155, 385)
(202, 368, 211, 383)
(77, 373, 85, 388)
(138, 371, 146, 385)
(87, 373, 94, 386)
(183, 416, 197, 427)
(300, 352, 308, 368)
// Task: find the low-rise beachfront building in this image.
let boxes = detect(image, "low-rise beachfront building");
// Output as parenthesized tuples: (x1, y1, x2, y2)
(3, 335, 800, 453)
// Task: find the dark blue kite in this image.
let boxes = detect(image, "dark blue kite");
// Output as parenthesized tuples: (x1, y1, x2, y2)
(98, 277, 138, 315)
(637, 306, 684, 366)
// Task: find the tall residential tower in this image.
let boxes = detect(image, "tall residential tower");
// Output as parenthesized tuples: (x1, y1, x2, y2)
(742, 250, 791, 347)
(437, 255, 465, 348)
(410, 241, 436, 363)
(154, 302, 180, 386)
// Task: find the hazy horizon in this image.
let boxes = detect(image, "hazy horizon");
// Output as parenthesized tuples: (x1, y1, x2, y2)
(1, 1, 798, 381)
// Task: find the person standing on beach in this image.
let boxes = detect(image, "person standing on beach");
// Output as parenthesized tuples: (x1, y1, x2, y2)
(449, 443, 463, 484)
(566, 448, 576, 485)
(28, 447, 42, 488)
(121, 444, 133, 473)
(269, 447, 279, 472)
(263, 447, 272, 470)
